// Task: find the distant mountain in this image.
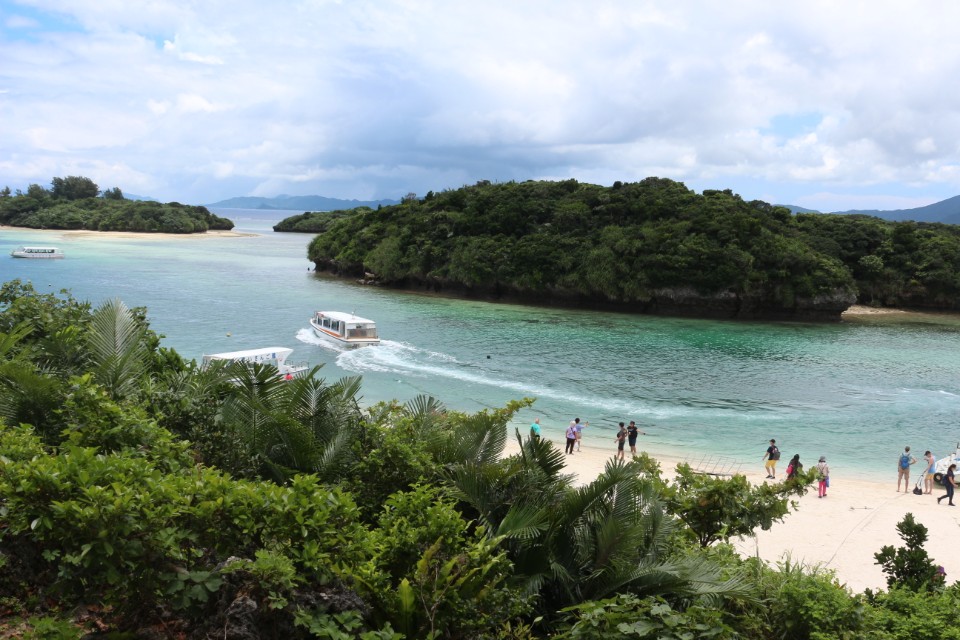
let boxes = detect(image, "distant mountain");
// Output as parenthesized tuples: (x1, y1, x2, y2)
(778, 204, 822, 214)
(829, 195, 960, 224)
(779, 195, 960, 224)
(206, 194, 400, 211)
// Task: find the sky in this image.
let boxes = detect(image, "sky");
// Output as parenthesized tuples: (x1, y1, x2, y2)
(2, 1, 960, 212)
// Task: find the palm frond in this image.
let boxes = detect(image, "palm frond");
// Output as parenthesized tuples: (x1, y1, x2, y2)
(86, 298, 149, 399)
(403, 394, 446, 429)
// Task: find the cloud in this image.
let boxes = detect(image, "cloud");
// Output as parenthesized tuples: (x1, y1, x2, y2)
(1, 0, 960, 209)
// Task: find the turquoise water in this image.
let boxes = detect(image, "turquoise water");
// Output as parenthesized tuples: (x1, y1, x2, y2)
(3, 210, 960, 480)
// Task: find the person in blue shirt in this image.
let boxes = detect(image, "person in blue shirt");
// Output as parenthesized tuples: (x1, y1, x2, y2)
(529, 418, 542, 441)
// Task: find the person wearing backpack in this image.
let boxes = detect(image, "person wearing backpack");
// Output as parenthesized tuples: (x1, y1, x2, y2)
(786, 454, 802, 480)
(815, 456, 830, 498)
(896, 446, 916, 493)
(763, 439, 780, 479)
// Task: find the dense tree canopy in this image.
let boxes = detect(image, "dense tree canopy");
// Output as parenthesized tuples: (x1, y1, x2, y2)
(288, 178, 960, 316)
(1, 280, 959, 638)
(0, 177, 233, 233)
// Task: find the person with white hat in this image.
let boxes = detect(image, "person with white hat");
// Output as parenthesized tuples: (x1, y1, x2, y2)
(816, 456, 830, 498)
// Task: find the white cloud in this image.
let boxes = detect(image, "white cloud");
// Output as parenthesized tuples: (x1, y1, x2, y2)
(2, 0, 960, 208)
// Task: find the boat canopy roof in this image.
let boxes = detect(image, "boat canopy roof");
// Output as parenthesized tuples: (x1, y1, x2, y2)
(203, 347, 293, 362)
(314, 311, 376, 325)
(17, 246, 61, 251)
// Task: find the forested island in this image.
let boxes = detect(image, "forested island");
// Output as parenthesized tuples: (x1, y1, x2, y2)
(279, 178, 960, 319)
(1, 279, 958, 638)
(0, 176, 234, 233)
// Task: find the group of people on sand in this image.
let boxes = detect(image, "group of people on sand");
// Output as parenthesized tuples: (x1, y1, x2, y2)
(528, 417, 591, 454)
(613, 421, 645, 459)
(527, 417, 647, 458)
(897, 446, 956, 506)
(761, 439, 831, 498)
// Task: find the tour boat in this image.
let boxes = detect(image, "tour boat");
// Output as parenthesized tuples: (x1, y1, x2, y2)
(11, 246, 64, 259)
(310, 311, 380, 347)
(201, 347, 308, 379)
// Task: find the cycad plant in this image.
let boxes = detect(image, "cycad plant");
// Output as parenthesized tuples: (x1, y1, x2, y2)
(85, 298, 150, 400)
(218, 363, 364, 483)
(446, 432, 751, 615)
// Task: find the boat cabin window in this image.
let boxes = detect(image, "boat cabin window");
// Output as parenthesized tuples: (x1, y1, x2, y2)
(346, 324, 378, 339)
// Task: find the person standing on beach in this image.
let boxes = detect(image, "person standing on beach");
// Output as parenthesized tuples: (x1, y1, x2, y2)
(763, 439, 780, 479)
(614, 422, 627, 460)
(923, 450, 936, 494)
(626, 420, 645, 456)
(565, 421, 577, 455)
(937, 463, 956, 506)
(815, 456, 830, 498)
(529, 418, 542, 442)
(786, 454, 802, 480)
(575, 419, 588, 451)
(897, 446, 916, 492)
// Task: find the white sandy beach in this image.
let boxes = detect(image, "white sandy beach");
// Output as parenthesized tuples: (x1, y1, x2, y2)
(1, 225, 256, 239)
(505, 435, 960, 593)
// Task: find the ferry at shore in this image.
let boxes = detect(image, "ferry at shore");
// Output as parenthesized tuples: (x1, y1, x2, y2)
(11, 246, 64, 259)
(310, 311, 380, 347)
(201, 347, 308, 379)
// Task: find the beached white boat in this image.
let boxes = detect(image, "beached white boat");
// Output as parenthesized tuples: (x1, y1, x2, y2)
(932, 443, 960, 484)
(310, 311, 380, 347)
(11, 246, 64, 259)
(201, 347, 308, 379)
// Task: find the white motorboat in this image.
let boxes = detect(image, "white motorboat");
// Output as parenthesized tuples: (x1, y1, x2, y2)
(310, 311, 380, 347)
(11, 246, 64, 259)
(201, 347, 308, 379)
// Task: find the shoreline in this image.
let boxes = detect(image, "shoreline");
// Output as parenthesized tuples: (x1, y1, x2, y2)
(0, 225, 257, 239)
(509, 434, 960, 593)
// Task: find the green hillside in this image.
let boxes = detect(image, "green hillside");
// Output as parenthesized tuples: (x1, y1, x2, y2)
(0, 177, 233, 233)
(296, 178, 960, 318)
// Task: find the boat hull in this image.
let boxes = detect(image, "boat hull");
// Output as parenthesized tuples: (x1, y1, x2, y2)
(11, 248, 64, 259)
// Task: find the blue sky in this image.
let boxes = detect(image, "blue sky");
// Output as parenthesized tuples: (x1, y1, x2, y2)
(2, 0, 960, 211)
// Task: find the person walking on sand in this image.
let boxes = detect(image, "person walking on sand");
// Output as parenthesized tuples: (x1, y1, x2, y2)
(815, 456, 830, 498)
(937, 463, 956, 506)
(626, 420, 645, 456)
(614, 422, 627, 460)
(923, 450, 936, 494)
(763, 439, 780, 479)
(565, 421, 577, 455)
(575, 419, 588, 451)
(897, 446, 916, 492)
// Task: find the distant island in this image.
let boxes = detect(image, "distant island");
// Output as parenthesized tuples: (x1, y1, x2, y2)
(289, 178, 960, 320)
(206, 194, 400, 211)
(0, 176, 233, 234)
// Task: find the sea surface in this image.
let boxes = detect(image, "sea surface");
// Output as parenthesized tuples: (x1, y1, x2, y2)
(3, 208, 960, 482)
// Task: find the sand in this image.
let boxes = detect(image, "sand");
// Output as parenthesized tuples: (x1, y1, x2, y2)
(505, 435, 959, 593)
(1, 225, 256, 239)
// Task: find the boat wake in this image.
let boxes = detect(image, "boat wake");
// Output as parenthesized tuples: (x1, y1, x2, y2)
(295, 329, 779, 421)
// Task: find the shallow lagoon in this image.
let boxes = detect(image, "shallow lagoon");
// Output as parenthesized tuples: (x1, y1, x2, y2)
(3, 209, 959, 481)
